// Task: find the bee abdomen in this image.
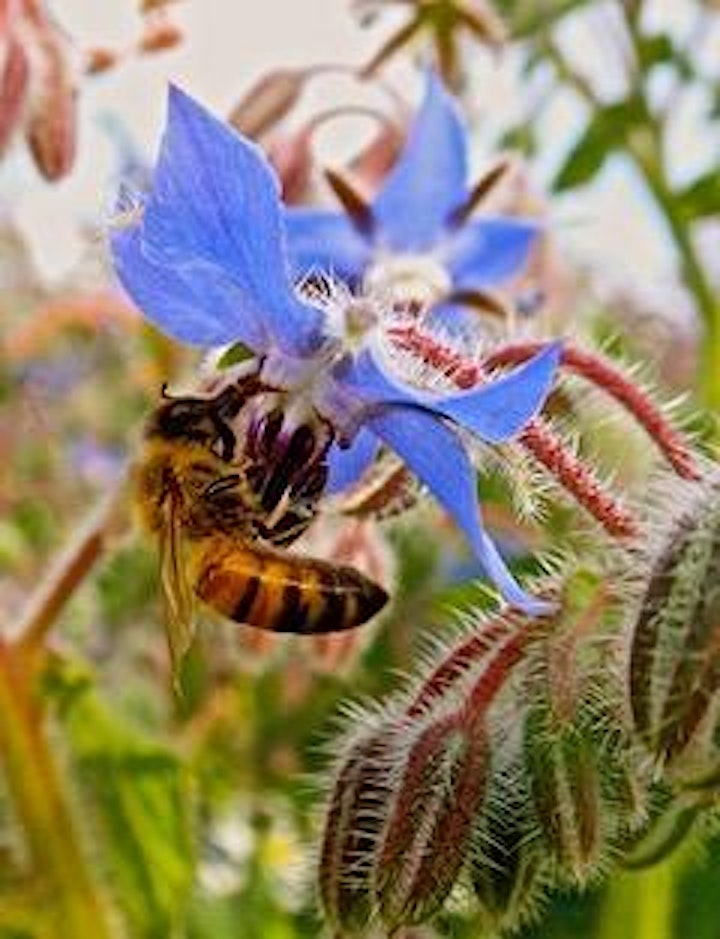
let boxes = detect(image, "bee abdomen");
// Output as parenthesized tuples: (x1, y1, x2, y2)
(194, 536, 388, 634)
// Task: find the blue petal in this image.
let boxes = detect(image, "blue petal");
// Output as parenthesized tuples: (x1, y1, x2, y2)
(342, 342, 561, 443)
(141, 86, 324, 356)
(434, 342, 562, 442)
(447, 217, 540, 287)
(371, 73, 467, 251)
(284, 209, 370, 284)
(111, 223, 270, 349)
(365, 407, 549, 613)
(326, 429, 380, 494)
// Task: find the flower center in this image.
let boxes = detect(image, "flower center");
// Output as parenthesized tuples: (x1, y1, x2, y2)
(363, 252, 452, 308)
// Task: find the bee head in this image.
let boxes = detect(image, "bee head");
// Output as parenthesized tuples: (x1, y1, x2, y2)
(145, 385, 247, 460)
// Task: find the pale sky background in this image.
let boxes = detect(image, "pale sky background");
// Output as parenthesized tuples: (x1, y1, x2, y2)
(3, 0, 718, 291)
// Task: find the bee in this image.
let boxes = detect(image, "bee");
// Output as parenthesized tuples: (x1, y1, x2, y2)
(133, 381, 389, 671)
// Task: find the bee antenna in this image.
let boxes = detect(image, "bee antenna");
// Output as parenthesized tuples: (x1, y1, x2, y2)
(160, 383, 178, 400)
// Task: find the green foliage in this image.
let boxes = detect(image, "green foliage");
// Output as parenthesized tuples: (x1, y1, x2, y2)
(45, 663, 194, 939)
(553, 100, 644, 192)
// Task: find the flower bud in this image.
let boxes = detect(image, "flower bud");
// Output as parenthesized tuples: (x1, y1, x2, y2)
(470, 793, 547, 933)
(319, 725, 397, 935)
(374, 712, 489, 929)
(0, 37, 29, 154)
(137, 18, 183, 54)
(524, 708, 602, 884)
(628, 473, 720, 767)
(22, 5, 77, 180)
(228, 68, 306, 140)
(84, 47, 119, 75)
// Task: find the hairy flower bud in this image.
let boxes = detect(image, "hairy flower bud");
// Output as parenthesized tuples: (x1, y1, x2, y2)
(319, 724, 397, 935)
(470, 790, 547, 934)
(628, 472, 720, 769)
(524, 709, 606, 886)
(374, 712, 489, 929)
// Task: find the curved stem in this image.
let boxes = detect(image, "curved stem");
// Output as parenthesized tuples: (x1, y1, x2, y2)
(0, 641, 114, 938)
(15, 481, 126, 652)
(630, 143, 720, 413)
(543, 21, 720, 416)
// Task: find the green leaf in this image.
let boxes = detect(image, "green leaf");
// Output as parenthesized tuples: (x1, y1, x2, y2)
(503, 0, 588, 39)
(47, 669, 194, 939)
(553, 100, 644, 192)
(215, 342, 255, 369)
(637, 34, 674, 70)
(677, 171, 720, 221)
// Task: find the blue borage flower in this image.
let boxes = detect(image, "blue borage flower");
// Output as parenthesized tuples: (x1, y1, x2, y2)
(284, 72, 539, 316)
(110, 86, 561, 614)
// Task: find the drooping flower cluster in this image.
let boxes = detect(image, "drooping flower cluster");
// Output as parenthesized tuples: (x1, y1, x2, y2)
(319, 463, 720, 934)
(111, 84, 562, 613)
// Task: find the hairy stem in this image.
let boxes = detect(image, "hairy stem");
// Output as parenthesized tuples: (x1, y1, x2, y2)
(484, 342, 700, 480)
(389, 324, 638, 536)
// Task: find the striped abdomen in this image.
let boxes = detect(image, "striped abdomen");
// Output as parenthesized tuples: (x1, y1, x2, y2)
(193, 534, 388, 634)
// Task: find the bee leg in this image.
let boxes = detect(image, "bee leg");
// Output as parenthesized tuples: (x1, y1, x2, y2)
(211, 418, 237, 461)
(203, 473, 242, 500)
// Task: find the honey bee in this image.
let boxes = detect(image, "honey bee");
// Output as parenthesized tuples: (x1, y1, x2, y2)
(133, 382, 388, 670)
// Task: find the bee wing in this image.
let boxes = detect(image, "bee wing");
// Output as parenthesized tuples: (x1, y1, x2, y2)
(158, 492, 196, 679)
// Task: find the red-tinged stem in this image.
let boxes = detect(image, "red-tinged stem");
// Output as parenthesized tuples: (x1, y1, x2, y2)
(405, 613, 518, 718)
(522, 418, 638, 537)
(483, 342, 700, 481)
(389, 324, 482, 389)
(388, 325, 638, 537)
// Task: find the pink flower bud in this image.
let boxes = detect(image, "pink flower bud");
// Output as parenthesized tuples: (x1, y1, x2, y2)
(228, 68, 307, 140)
(0, 35, 28, 153)
(21, 2, 77, 180)
(137, 18, 183, 54)
(84, 46, 119, 76)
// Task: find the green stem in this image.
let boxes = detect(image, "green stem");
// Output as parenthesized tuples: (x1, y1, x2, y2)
(0, 641, 114, 938)
(616, 2, 720, 415)
(543, 30, 720, 415)
(599, 858, 678, 939)
(631, 147, 720, 413)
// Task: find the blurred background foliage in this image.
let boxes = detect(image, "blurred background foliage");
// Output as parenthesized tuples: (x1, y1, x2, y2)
(0, 0, 719, 937)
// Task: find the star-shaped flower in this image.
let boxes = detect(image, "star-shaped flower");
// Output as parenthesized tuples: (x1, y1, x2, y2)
(110, 86, 560, 614)
(284, 72, 538, 319)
